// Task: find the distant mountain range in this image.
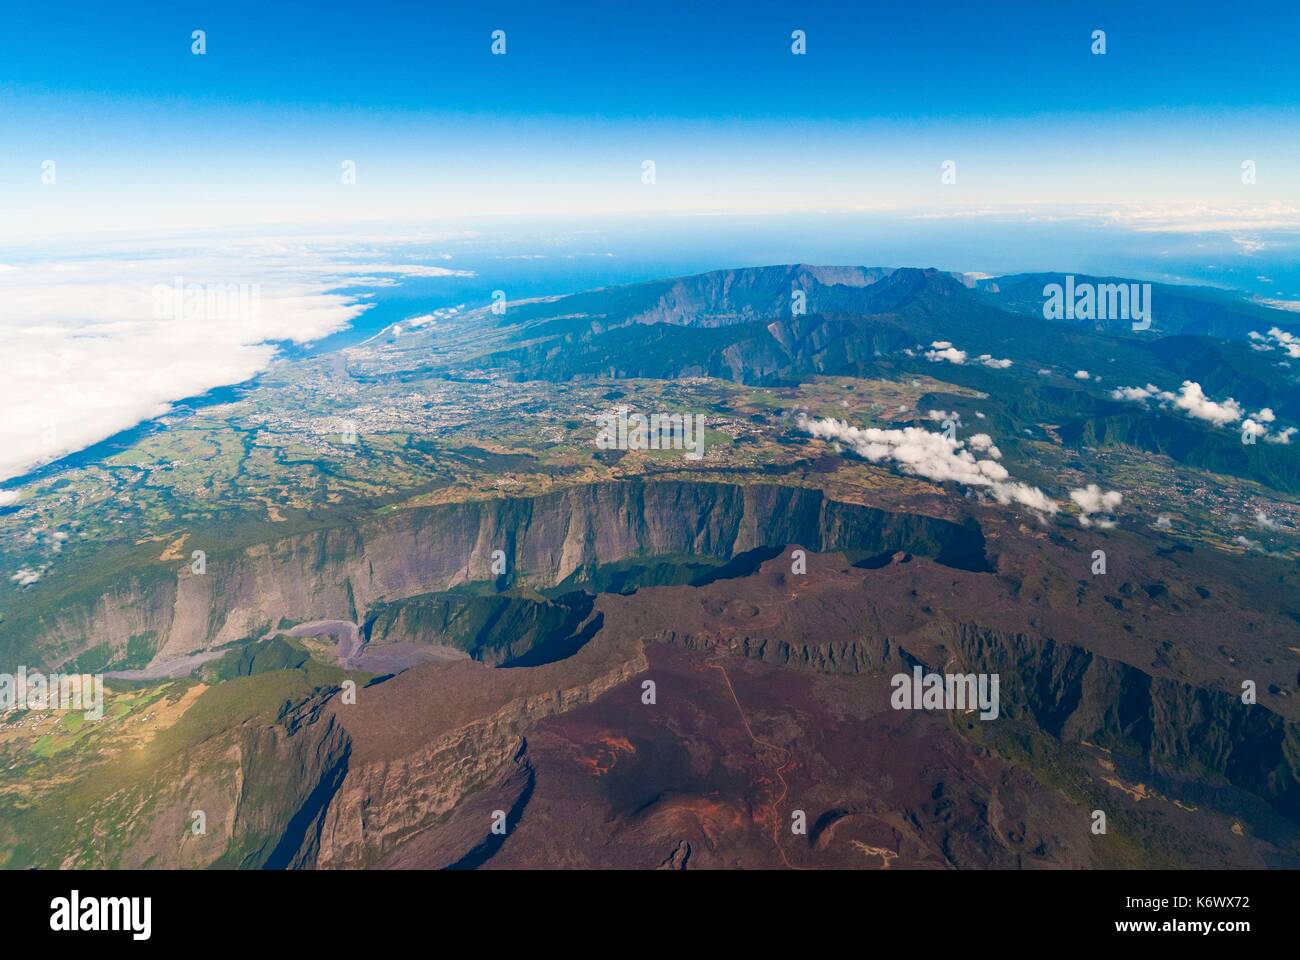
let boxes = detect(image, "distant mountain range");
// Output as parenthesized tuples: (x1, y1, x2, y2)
(441, 264, 1300, 490)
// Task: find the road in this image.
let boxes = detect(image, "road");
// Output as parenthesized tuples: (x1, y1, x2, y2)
(708, 654, 804, 870)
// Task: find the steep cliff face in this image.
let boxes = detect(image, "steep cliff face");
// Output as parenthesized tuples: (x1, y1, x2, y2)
(363, 590, 596, 666)
(311, 634, 649, 869)
(3, 570, 178, 672)
(228, 702, 352, 870)
(654, 620, 1300, 828)
(945, 624, 1300, 825)
(621, 265, 899, 328)
(16, 481, 984, 671)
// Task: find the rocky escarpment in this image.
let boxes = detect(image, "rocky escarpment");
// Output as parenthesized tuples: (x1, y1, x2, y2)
(945, 624, 1300, 826)
(654, 620, 1300, 829)
(308, 632, 649, 868)
(12, 481, 986, 671)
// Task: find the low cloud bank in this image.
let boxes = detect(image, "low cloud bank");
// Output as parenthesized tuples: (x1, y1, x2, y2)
(798, 415, 1057, 514)
(0, 238, 472, 482)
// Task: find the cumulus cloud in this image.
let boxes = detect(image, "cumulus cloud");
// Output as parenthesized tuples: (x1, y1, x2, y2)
(924, 341, 967, 364)
(0, 236, 473, 481)
(1110, 383, 1165, 403)
(921, 342, 1012, 369)
(1110, 380, 1257, 428)
(798, 415, 1056, 514)
(0, 490, 18, 507)
(1265, 426, 1297, 444)
(1248, 327, 1300, 358)
(1242, 418, 1269, 440)
(1069, 484, 1122, 526)
(1171, 381, 1244, 425)
(1073, 370, 1090, 380)
(966, 433, 1003, 458)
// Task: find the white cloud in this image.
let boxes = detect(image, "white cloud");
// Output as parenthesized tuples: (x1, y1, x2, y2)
(1073, 370, 1090, 380)
(0, 490, 19, 507)
(1069, 484, 1122, 526)
(921, 342, 1012, 369)
(925, 340, 967, 364)
(1171, 381, 1243, 425)
(0, 237, 473, 481)
(1255, 510, 1279, 530)
(1109, 383, 1166, 403)
(1110, 380, 1253, 428)
(967, 433, 1003, 459)
(799, 415, 1056, 514)
(1268, 327, 1300, 358)
(1089, 202, 1300, 234)
(1265, 426, 1297, 444)
(1247, 327, 1300, 357)
(1242, 418, 1269, 439)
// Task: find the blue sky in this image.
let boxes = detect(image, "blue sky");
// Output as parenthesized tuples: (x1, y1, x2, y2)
(8, 0, 1300, 118)
(3, 0, 1300, 235)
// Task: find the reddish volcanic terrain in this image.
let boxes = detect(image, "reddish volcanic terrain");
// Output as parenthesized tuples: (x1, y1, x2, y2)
(478, 643, 1087, 869)
(315, 540, 1300, 870)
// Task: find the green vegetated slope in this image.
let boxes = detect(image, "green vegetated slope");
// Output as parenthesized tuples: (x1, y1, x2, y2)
(1059, 411, 1300, 492)
(0, 662, 350, 869)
